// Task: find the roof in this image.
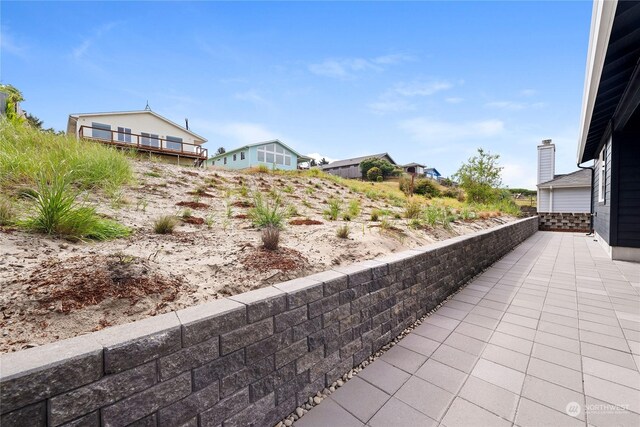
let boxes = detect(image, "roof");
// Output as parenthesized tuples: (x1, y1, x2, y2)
(577, 0, 640, 163)
(425, 168, 441, 176)
(68, 110, 208, 142)
(537, 169, 592, 189)
(210, 139, 311, 161)
(404, 162, 426, 168)
(322, 153, 396, 169)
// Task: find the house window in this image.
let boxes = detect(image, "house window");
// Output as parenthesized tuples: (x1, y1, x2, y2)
(141, 132, 160, 148)
(117, 127, 132, 143)
(224, 156, 227, 165)
(598, 146, 606, 203)
(241, 151, 245, 160)
(165, 136, 182, 151)
(233, 154, 237, 161)
(91, 122, 111, 140)
(256, 143, 292, 166)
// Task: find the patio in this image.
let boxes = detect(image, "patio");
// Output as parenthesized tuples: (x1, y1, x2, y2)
(295, 231, 640, 427)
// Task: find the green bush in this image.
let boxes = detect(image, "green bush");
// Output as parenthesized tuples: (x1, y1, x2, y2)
(360, 158, 400, 179)
(154, 215, 177, 234)
(366, 167, 382, 182)
(404, 198, 422, 219)
(336, 224, 350, 239)
(0, 198, 16, 226)
(249, 192, 285, 228)
(399, 176, 441, 197)
(324, 198, 341, 220)
(376, 175, 383, 182)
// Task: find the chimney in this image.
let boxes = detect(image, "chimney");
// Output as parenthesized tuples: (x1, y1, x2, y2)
(537, 139, 555, 184)
(185, 118, 189, 130)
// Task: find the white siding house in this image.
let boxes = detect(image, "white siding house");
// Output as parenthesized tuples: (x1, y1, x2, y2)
(536, 140, 591, 213)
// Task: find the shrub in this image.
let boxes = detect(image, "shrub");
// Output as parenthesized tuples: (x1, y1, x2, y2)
(21, 172, 130, 240)
(336, 224, 350, 239)
(249, 192, 285, 228)
(370, 209, 381, 221)
(257, 164, 270, 174)
(399, 176, 441, 197)
(348, 199, 361, 218)
(262, 226, 280, 250)
(324, 198, 341, 220)
(376, 175, 383, 182)
(360, 157, 400, 179)
(239, 184, 249, 197)
(0, 198, 16, 226)
(366, 167, 382, 182)
(154, 215, 177, 234)
(181, 208, 193, 218)
(404, 198, 422, 219)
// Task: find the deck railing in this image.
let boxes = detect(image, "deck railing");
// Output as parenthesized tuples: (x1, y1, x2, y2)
(78, 125, 208, 160)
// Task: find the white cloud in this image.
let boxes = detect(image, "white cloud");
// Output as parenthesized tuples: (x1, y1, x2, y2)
(368, 79, 454, 114)
(306, 153, 336, 163)
(520, 89, 537, 97)
(501, 160, 537, 189)
(485, 100, 546, 111)
(398, 117, 505, 143)
(198, 121, 279, 146)
(0, 29, 28, 57)
(392, 81, 452, 97)
(367, 99, 414, 114)
(70, 21, 119, 61)
(233, 90, 271, 108)
(308, 53, 411, 79)
(445, 97, 464, 104)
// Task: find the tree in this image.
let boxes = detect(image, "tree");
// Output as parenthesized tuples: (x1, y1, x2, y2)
(0, 84, 25, 125)
(309, 158, 317, 167)
(216, 147, 226, 155)
(366, 167, 382, 182)
(453, 148, 503, 203)
(319, 158, 329, 166)
(360, 157, 399, 179)
(26, 113, 43, 129)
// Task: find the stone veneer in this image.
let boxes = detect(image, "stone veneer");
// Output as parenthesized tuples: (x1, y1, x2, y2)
(0, 217, 538, 427)
(538, 212, 591, 232)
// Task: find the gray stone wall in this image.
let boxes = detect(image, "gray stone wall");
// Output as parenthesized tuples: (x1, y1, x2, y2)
(538, 212, 591, 232)
(0, 217, 538, 427)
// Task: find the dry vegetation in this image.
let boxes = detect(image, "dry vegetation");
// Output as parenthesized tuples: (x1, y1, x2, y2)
(1, 140, 517, 352)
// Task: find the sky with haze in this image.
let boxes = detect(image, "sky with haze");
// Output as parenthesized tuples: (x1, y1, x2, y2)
(1, 1, 594, 189)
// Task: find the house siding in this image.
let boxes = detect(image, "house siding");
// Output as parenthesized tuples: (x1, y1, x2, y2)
(593, 139, 612, 244)
(538, 188, 550, 212)
(613, 131, 640, 248)
(550, 187, 591, 213)
(74, 113, 202, 153)
(537, 144, 555, 184)
(209, 142, 298, 171)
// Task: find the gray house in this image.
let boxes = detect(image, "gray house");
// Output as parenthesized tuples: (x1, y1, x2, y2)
(537, 140, 591, 213)
(577, 0, 640, 261)
(322, 153, 396, 179)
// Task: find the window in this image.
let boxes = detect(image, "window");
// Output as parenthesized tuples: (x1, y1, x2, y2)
(256, 143, 292, 166)
(91, 122, 111, 140)
(598, 145, 606, 203)
(224, 156, 227, 165)
(240, 151, 245, 160)
(141, 132, 160, 147)
(165, 136, 182, 151)
(233, 154, 237, 161)
(117, 127, 132, 143)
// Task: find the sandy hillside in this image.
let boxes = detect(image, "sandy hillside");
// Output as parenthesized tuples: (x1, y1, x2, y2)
(0, 159, 514, 352)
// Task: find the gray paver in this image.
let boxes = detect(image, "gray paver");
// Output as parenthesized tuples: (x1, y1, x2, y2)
(300, 232, 640, 427)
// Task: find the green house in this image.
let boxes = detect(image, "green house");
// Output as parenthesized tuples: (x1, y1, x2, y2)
(208, 140, 311, 171)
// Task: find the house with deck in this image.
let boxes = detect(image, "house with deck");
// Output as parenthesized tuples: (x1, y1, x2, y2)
(322, 153, 397, 179)
(402, 163, 425, 175)
(424, 168, 442, 181)
(536, 139, 591, 214)
(577, 0, 640, 261)
(207, 140, 310, 171)
(67, 109, 208, 165)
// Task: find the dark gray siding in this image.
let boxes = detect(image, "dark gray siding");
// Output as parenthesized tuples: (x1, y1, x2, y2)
(614, 131, 640, 248)
(593, 140, 612, 244)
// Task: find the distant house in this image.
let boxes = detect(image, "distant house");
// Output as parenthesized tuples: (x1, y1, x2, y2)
(322, 153, 396, 179)
(576, 0, 640, 261)
(537, 140, 591, 213)
(403, 163, 425, 175)
(208, 140, 311, 171)
(424, 168, 442, 181)
(67, 109, 208, 165)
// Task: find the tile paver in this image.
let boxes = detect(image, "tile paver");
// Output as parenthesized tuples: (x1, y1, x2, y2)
(295, 232, 640, 427)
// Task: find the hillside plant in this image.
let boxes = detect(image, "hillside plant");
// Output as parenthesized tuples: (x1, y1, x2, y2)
(0, 198, 16, 226)
(399, 176, 441, 197)
(404, 198, 422, 219)
(454, 148, 503, 203)
(154, 215, 177, 234)
(324, 198, 341, 220)
(261, 226, 280, 250)
(360, 158, 400, 180)
(249, 192, 285, 228)
(366, 167, 382, 182)
(336, 224, 350, 239)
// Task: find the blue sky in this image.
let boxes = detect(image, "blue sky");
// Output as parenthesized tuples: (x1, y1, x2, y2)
(1, 1, 593, 188)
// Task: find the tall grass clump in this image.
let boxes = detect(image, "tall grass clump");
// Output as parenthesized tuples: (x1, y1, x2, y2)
(0, 120, 133, 191)
(249, 192, 285, 228)
(336, 224, 350, 239)
(347, 199, 361, 218)
(324, 198, 341, 220)
(262, 226, 280, 250)
(154, 215, 177, 234)
(23, 172, 130, 240)
(0, 198, 16, 226)
(404, 198, 423, 219)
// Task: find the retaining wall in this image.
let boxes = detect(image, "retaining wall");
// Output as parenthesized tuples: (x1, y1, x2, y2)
(538, 212, 591, 232)
(0, 217, 538, 427)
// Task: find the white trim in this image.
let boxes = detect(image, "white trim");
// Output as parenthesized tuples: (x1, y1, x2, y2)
(595, 231, 640, 262)
(577, 0, 618, 163)
(598, 148, 605, 202)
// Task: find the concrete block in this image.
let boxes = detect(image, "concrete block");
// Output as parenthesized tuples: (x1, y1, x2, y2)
(177, 298, 246, 347)
(50, 362, 156, 425)
(198, 388, 250, 427)
(220, 355, 274, 398)
(228, 286, 286, 323)
(193, 350, 245, 391)
(94, 312, 181, 374)
(273, 277, 323, 308)
(101, 372, 191, 426)
(275, 339, 308, 369)
(0, 401, 46, 427)
(274, 305, 308, 332)
(246, 329, 293, 364)
(220, 317, 273, 355)
(158, 335, 219, 381)
(0, 334, 103, 414)
(157, 380, 220, 427)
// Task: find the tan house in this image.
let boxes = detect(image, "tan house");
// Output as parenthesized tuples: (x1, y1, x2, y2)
(67, 109, 208, 164)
